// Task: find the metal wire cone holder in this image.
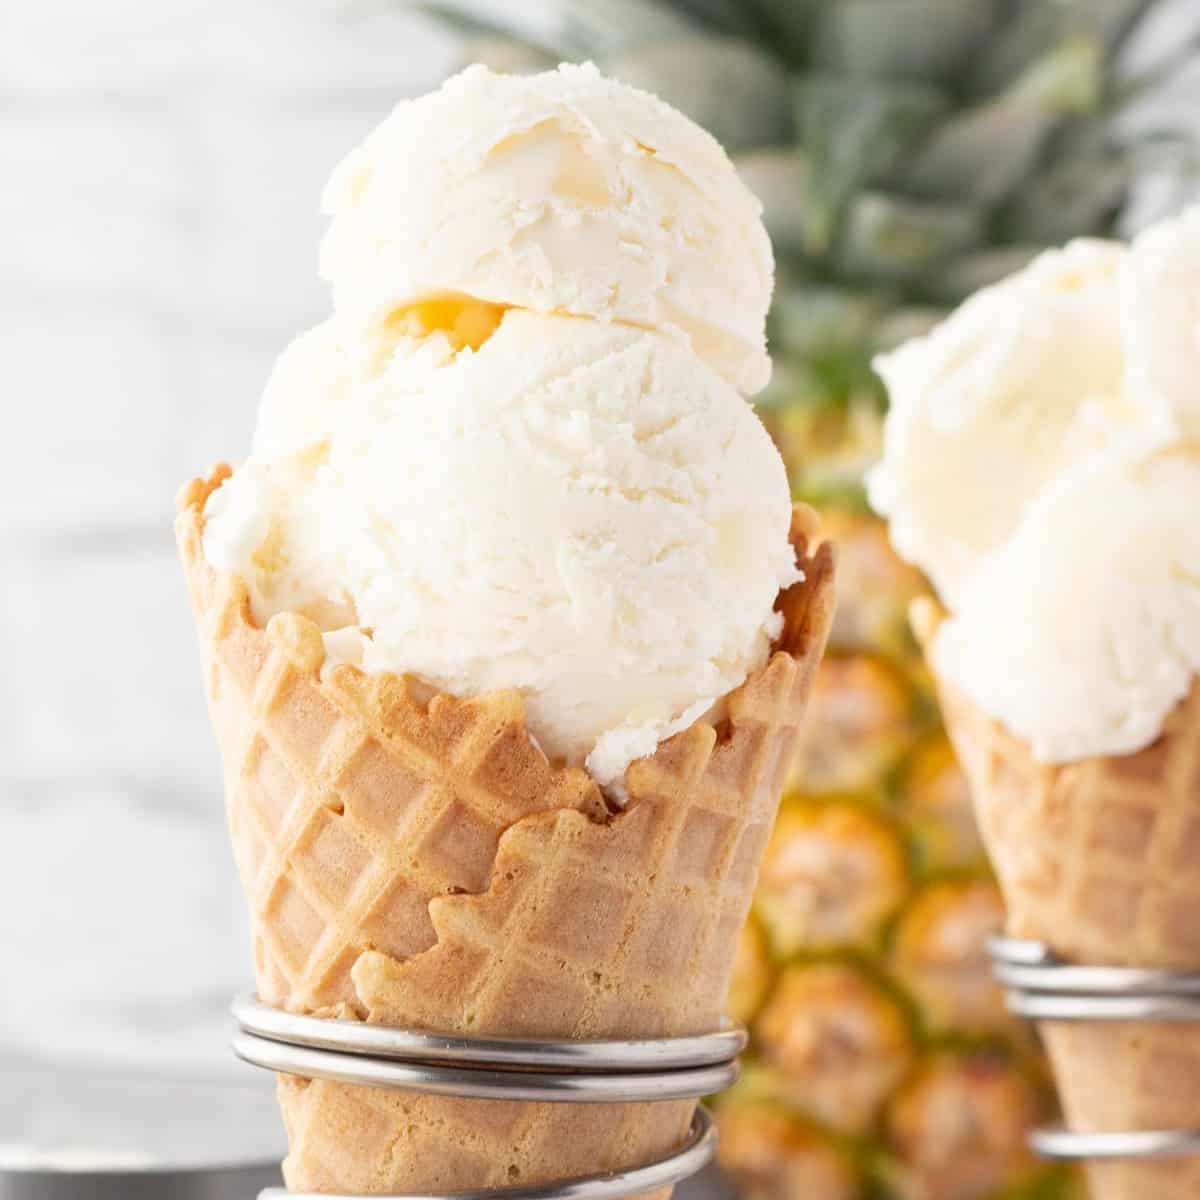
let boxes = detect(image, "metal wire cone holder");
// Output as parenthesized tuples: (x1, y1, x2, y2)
(232, 995, 746, 1199)
(988, 937, 1200, 1163)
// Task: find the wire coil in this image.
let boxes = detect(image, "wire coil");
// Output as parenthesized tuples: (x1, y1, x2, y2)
(989, 937, 1200, 997)
(988, 937, 1200, 1165)
(233, 996, 740, 1198)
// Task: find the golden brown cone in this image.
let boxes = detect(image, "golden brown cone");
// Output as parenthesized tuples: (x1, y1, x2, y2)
(177, 465, 836, 1196)
(912, 597, 1200, 1200)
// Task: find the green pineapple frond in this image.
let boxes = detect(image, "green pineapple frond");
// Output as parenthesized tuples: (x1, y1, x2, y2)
(606, 35, 792, 150)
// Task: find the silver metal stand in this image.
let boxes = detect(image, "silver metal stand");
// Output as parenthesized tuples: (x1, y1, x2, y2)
(988, 937, 1200, 1164)
(232, 996, 744, 1199)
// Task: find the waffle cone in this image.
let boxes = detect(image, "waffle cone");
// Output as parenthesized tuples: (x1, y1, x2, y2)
(177, 465, 836, 1196)
(913, 599, 1200, 1200)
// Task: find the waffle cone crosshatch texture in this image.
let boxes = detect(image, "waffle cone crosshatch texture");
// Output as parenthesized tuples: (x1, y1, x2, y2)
(176, 465, 837, 1195)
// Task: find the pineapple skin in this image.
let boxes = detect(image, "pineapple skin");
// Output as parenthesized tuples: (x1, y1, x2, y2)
(752, 960, 918, 1134)
(716, 1098, 861, 1200)
(881, 1047, 1048, 1200)
(756, 795, 911, 958)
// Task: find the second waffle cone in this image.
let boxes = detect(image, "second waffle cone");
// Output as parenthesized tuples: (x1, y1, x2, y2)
(178, 465, 836, 1195)
(914, 598, 1200, 1200)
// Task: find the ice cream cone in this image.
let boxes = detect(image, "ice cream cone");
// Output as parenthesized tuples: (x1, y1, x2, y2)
(177, 465, 836, 1195)
(913, 597, 1200, 1200)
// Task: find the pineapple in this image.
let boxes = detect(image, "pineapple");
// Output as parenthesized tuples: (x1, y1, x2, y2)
(717, 1098, 860, 1200)
(415, 3, 1193, 1196)
(755, 797, 911, 958)
(881, 1047, 1049, 1200)
(790, 652, 921, 794)
(752, 961, 917, 1132)
(900, 733, 988, 875)
(888, 878, 1013, 1038)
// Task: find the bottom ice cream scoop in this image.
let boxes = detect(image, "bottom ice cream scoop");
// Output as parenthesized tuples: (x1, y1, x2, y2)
(202, 306, 798, 793)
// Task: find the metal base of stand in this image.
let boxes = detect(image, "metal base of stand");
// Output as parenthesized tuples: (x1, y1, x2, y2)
(232, 997, 743, 1199)
(988, 938, 1200, 1164)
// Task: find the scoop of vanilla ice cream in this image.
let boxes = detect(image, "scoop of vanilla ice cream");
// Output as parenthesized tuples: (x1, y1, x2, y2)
(204, 308, 798, 791)
(868, 239, 1138, 610)
(318, 63, 774, 394)
(872, 207, 1200, 764)
(1121, 206, 1200, 433)
(931, 443, 1200, 761)
(253, 320, 353, 459)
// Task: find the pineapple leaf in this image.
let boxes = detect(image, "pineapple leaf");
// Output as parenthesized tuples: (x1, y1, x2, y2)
(934, 245, 1044, 302)
(605, 36, 793, 151)
(972, 0, 1153, 96)
(811, 0, 1000, 86)
(837, 192, 984, 285)
(1001, 144, 1132, 241)
(796, 74, 948, 256)
(770, 283, 890, 361)
(899, 35, 1104, 206)
(733, 149, 810, 253)
(654, 0, 764, 39)
(735, 0, 815, 65)
(1011, 33, 1105, 111)
(969, 0, 1066, 95)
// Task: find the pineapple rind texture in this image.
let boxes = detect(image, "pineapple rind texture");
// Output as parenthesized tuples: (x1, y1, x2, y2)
(899, 733, 988, 874)
(756, 796, 911, 958)
(789, 651, 920, 796)
(752, 960, 919, 1134)
(716, 1097, 861, 1200)
(887, 877, 1014, 1039)
(881, 1047, 1048, 1200)
(726, 916, 773, 1027)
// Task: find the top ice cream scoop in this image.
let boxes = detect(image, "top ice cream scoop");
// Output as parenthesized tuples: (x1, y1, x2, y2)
(319, 61, 774, 394)
(870, 208, 1200, 764)
(201, 64, 798, 795)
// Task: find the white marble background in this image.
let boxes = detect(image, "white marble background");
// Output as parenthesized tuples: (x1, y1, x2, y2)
(1, 0, 1198, 1082)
